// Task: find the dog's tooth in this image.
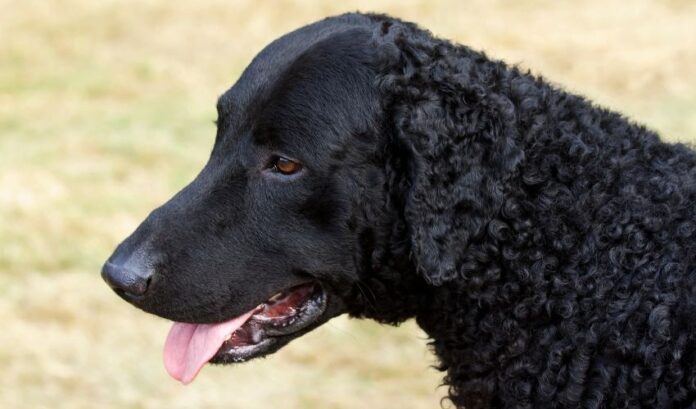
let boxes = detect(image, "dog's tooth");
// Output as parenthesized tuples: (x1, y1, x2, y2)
(224, 334, 231, 341)
(251, 329, 264, 343)
(268, 292, 285, 302)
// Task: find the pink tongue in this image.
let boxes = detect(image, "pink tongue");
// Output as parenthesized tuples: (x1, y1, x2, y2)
(163, 310, 255, 384)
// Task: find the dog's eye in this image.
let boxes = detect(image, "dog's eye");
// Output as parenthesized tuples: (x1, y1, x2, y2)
(271, 156, 302, 175)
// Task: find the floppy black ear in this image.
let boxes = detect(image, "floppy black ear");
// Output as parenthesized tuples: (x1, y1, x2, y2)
(373, 20, 524, 285)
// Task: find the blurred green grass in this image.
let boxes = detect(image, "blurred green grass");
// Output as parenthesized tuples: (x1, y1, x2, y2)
(1, 1, 695, 408)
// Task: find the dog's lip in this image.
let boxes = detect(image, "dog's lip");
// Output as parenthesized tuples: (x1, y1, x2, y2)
(208, 282, 327, 363)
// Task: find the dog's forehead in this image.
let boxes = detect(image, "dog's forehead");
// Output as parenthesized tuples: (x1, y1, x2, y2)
(214, 16, 380, 161)
(216, 13, 375, 115)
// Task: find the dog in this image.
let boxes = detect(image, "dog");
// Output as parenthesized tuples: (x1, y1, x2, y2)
(103, 13, 696, 408)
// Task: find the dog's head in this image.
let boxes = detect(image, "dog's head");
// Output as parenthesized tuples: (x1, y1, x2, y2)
(103, 12, 521, 383)
(102, 14, 407, 383)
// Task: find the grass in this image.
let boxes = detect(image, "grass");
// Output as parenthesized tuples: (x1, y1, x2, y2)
(0, 0, 694, 408)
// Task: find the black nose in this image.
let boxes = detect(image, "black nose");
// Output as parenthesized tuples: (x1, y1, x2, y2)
(101, 261, 153, 297)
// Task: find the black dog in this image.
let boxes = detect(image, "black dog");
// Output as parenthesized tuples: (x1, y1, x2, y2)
(102, 13, 696, 408)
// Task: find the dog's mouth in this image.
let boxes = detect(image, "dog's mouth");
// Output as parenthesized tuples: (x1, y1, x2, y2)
(163, 282, 326, 384)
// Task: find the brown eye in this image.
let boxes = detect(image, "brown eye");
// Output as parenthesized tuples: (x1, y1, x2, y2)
(273, 156, 302, 175)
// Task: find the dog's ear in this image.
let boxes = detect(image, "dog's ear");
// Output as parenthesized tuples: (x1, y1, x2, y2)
(373, 20, 524, 285)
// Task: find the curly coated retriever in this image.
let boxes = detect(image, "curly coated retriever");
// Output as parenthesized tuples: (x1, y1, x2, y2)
(102, 13, 696, 408)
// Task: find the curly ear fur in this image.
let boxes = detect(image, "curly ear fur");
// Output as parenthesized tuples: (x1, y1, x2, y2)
(373, 21, 524, 285)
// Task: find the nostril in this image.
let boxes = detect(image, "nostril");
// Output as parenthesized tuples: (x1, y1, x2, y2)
(101, 261, 154, 298)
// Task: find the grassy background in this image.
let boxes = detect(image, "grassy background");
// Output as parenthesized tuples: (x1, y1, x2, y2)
(1, 1, 695, 408)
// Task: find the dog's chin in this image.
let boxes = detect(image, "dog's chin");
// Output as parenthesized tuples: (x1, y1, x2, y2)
(207, 282, 336, 364)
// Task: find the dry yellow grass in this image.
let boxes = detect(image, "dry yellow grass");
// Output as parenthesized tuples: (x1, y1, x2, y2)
(1, 1, 695, 408)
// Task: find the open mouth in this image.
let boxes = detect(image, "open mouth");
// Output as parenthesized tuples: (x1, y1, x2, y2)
(163, 282, 326, 384)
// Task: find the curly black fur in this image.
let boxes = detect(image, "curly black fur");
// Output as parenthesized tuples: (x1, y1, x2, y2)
(362, 15, 696, 409)
(104, 13, 696, 409)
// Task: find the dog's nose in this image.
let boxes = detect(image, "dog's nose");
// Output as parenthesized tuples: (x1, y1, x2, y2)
(101, 261, 153, 297)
